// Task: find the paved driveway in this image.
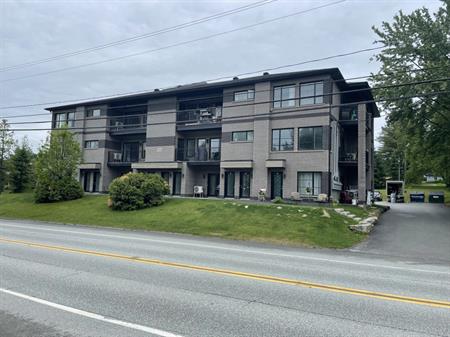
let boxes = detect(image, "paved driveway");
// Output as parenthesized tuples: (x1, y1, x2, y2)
(354, 202, 450, 263)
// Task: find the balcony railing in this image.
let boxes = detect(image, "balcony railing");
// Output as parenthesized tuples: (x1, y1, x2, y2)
(339, 152, 358, 162)
(108, 151, 144, 164)
(340, 105, 358, 121)
(176, 148, 221, 162)
(176, 107, 222, 126)
(109, 115, 147, 133)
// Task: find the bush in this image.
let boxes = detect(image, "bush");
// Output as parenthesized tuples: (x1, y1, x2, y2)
(272, 196, 285, 204)
(35, 175, 83, 203)
(109, 173, 169, 211)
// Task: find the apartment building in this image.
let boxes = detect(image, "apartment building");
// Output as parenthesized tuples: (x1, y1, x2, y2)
(47, 68, 379, 203)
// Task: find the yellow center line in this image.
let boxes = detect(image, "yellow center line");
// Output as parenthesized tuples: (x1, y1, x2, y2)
(1, 236, 449, 309)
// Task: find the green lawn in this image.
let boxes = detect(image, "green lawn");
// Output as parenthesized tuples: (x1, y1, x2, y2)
(376, 183, 449, 204)
(0, 193, 369, 248)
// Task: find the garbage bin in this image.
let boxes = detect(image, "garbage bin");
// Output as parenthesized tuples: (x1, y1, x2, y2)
(410, 191, 425, 203)
(429, 191, 445, 203)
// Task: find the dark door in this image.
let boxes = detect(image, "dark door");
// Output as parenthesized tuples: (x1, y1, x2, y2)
(224, 172, 235, 197)
(271, 171, 283, 199)
(173, 172, 181, 195)
(92, 171, 100, 192)
(239, 171, 251, 198)
(207, 174, 219, 196)
(83, 172, 89, 192)
(123, 142, 140, 162)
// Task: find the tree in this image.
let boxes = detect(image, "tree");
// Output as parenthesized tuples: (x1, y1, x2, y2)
(34, 128, 83, 202)
(371, 1, 450, 185)
(9, 138, 34, 193)
(0, 119, 15, 192)
(374, 150, 386, 189)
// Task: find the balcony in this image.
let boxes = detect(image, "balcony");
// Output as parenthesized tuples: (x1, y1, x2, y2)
(109, 115, 147, 135)
(176, 107, 222, 131)
(108, 150, 144, 167)
(339, 105, 358, 127)
(176, 138, 221, 165)
(339, 152, 358, 165)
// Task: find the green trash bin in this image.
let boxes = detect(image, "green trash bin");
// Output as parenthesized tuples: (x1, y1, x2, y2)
(429, 192, 445, 203)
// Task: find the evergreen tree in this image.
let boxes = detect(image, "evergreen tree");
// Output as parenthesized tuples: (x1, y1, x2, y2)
(9, 138, 33, 193)
(0, 119, 15, 192)
(34, 128, 83, 202)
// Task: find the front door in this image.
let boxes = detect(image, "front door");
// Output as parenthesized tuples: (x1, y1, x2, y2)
(92, 171, 100, 192)
(173, 172, 181, 195)
(207, 174, 219, 196)
(271, 171, 283, 199)
(239, 171, 251, 198)
(224, 171, 235, 197)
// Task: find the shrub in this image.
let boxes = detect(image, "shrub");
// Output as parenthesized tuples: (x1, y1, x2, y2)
(272, 196, 285, 204)
(109, 173, 169, 211)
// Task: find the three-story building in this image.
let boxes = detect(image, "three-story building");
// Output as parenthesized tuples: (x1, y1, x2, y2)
(47, 68, 379, 202)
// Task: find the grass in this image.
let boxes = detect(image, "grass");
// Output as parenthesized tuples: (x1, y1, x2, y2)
(376, 183, 449, 204)
(0, 193, 370, 249)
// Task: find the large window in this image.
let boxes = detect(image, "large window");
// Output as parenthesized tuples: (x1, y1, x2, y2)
(272, 128, 294, 151)
(232, 131, 253, 142)
(210, 138, 221, 160)
(55, 113, 66, 128)
(86, 108, 101, 118)
(85, 140, 99, 149)
(298, 172, 322, 196)
(273, 85, 295, 108)
(298, 126, 323, 150)
(234, 89, 255, 102)
(300, 81, 324, 105)
(54, 111, 75, 128)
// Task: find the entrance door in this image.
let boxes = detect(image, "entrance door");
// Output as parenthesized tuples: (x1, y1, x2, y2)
(92, 171, 100, 192)
(239, 171, 251, 198)
(207, 174, 219, 196)
(224, 172, 235, 197)
(271, 171, 283, 199)
(83, 172, 89, 192)
(173, 172, 181, 195)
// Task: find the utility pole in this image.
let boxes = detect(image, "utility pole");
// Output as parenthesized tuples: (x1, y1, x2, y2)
(398, 158, 401, 180)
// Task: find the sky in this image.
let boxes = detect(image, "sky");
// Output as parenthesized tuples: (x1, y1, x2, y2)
(0, 0, 442, 150)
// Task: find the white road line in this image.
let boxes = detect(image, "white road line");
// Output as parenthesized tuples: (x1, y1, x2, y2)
(1, 221, 449, 275)
(0, 287, 184, 337)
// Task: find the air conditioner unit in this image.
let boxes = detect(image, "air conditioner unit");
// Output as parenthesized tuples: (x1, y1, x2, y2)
(113, 152, 122, 161)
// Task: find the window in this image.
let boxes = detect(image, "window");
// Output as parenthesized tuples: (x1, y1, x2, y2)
(210, 138, 221, 160)
(54, 113, 66, 128)
(86, 108, 101, 118)
(67, 112, 75, 127)
(298, 127, 323, 150)
(298, 172, 322, 196)
(54, 111, 75, 128)
(234, 89, 255, 102)
(273, 85, 295, 108)
(272, 128, 294, 151)
(85, 140, 99, 149)
(232, 131, 254, 142)
(300, 81, 324, 105)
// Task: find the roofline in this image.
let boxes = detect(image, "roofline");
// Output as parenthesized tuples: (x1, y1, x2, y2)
(45, 68, 344, 111)
(45, 67, 379, 117)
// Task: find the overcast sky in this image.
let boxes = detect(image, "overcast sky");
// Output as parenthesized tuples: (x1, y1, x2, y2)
(0, 0, 442, 149)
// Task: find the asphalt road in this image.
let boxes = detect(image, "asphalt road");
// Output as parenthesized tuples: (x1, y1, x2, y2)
(354, 202, 450, 263)
(0, 219, 449, 337)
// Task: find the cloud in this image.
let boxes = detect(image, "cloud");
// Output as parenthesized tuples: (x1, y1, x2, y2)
(0, 0, 440, 150)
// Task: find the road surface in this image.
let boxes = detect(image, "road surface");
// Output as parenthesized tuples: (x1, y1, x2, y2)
(0, 219, 449, 337)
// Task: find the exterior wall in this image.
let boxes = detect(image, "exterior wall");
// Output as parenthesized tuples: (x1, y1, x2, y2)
(48, 70, 376, 202)
(146, 97, 177, 162)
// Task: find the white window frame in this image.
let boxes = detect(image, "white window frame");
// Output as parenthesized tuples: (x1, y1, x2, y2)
(233, 89, 255, 102)
(85, 140, 99, 149)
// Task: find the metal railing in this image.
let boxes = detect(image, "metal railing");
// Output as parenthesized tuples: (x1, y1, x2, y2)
(108, 151, 143, 164)
(339, 152, 358, 162)
(109, 114, 147, 132)
(176, 107, 222, 125)
(176, 148, 221, 162)
(340, 105, 358, 121)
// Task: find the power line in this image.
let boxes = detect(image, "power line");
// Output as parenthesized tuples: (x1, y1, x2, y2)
(6, 89, 450, 131)
(0, 0, 277, 72)
(0, 0, 347, 83)
(2, 76, 450, 121)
